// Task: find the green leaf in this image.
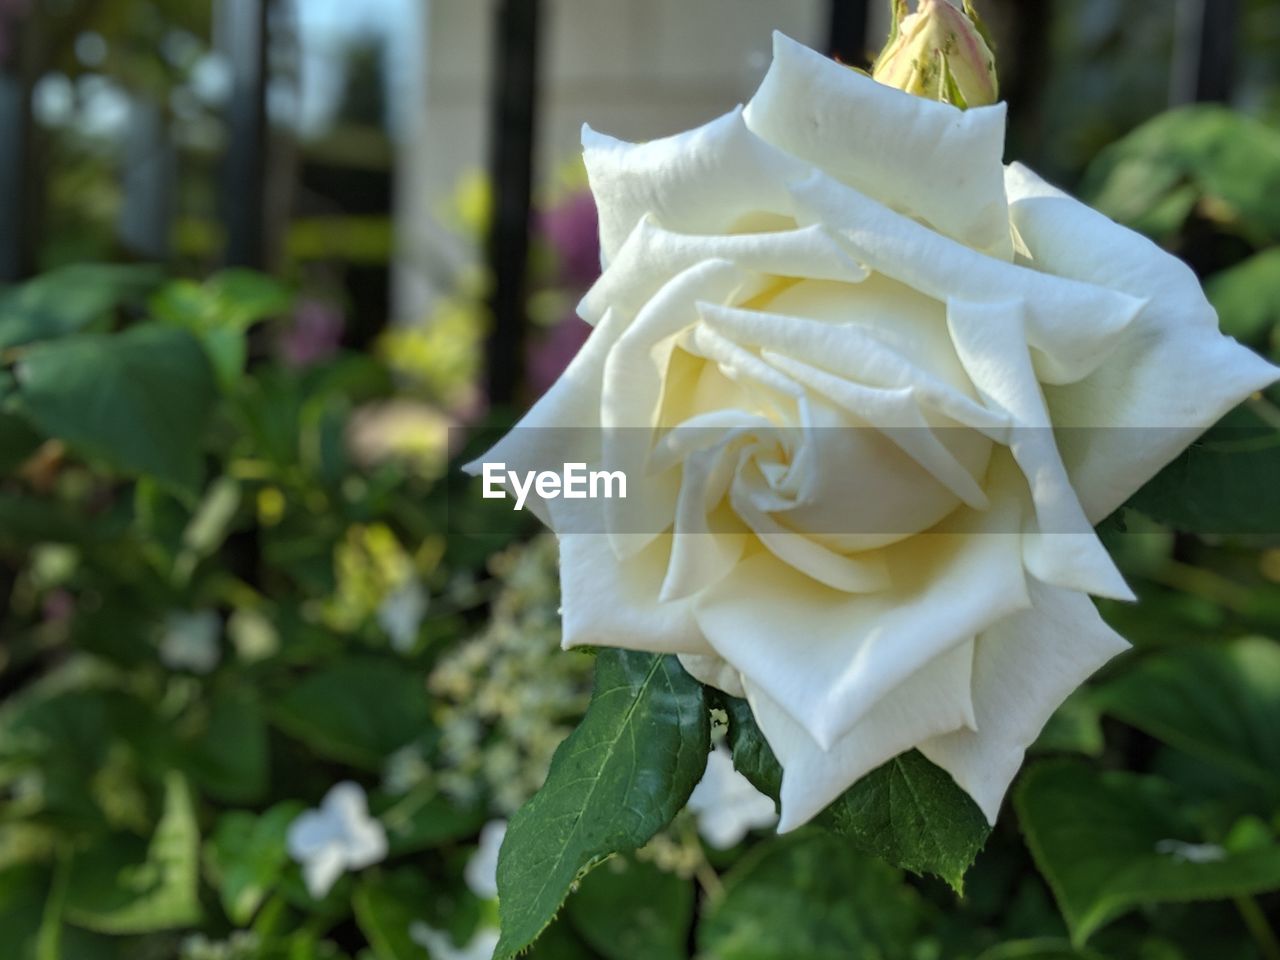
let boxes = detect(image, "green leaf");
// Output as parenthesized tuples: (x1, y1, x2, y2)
(0, 411, 42, 473)
(35, 853, 70, 960)
(1205, 249, 1280, 348)
(722, 696, 782, 799)
(724, 695, 989, 893)
(206, 803, 301, 926)
(1016, 760, 1280, 944)
(821, 751, 991, 895)
(352, 873, 432, 960)
(13, 325, 217, 492)
(150, 270, 292, 388)
(65, 773, 202, 934)
(698, 829, 921, 960)
(181, 686, 270, 803)
(0, 684, 157, 829)
(1096, 636, 1280, 791)
(273, 658, 432, 768)
(566, 855, 692, 960)
(494, 651, 709, 960)
(974, 940, 1107, 960)
(378, 787, 488, 857)
(1083, 105, 1280, 243)
(1032, 691, 1106, 758)
(149, 270, 292, 332)
(1124, 404, 1280, 536)
(0, 864, 47, 960)
(0, 264, 163, 350)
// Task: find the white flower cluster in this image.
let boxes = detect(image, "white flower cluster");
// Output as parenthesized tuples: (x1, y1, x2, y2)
(179, 932, 261, 960)
(428, 536, 593, 814)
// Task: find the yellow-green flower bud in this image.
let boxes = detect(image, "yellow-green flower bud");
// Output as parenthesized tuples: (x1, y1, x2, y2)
(872, 0, 999, 108)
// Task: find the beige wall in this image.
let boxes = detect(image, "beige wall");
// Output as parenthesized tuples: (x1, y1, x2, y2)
(393, 0, 826, 322)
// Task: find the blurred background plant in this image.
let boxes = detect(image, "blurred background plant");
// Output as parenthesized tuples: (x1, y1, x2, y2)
(0, 1, 1279, 959)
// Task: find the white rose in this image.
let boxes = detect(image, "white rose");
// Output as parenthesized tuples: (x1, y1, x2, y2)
(468, 33, 1279, 830)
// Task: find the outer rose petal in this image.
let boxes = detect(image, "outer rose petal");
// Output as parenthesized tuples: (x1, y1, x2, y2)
(746, 32, 1013, 260)
(1005, 162, 1280, 521)
(693, 457, 1029, 751)
(748, 640, 978, 832)
(583, 107, 801, 264)
(678, 652, 746, 699)
(578, 218, 867, 327)
(945, 298, 1134, 602)
(786, 171, 1146, 385)
(462, 307, 623, 525)
(559, 534, 713, 656)
(918, 578, 1130, 824)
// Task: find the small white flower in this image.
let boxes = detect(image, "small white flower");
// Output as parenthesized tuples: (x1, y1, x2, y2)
(381, 744, 431, 797)
(1155, 839, 1227, 864)
(409, 923, 499, 960)
(158, 611, 222, 674)
(686, 744, 778, 849)
(464, 820, 507, 900)
(286, 782, 388, 898)
(377, 579, 429, 653)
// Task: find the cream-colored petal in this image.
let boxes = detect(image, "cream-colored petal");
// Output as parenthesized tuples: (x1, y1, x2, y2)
(579, 219, 866, 327)
(601, 260, 759, 556)
(583, 107, 801, 264)
(745, 640, 977, 832)
(946, 298, 1133, 602)
(746, 32, 1012, 259)
(461, 308, 624, 527)
(786, 172, 1145, 385)
(558, 533, 712, 656)
(678, 651, 746, 699)
(918, 577, 1130, 824)
(660, 443, 748, 603)
(1005, 162, 1280, 522)
(696, 294, 1008, 438)
(761, 354, 990, 510)
(694, 468, 1028, 751)
(729, 469, 892, 593)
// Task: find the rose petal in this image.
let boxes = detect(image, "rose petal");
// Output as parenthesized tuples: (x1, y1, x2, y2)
(583, 107, 801, 263)
(602, 260, 760, 555)
(579, 219, 867, 327)
(918, 577, 1130, 824)
(745, 32, 1012, 259)
(694, 458, 1029, 751)
(786, 171, 1146, 385)
(559, 533, 712, 656)
(677, 651, 747, 698)
(746, 639, 977, 832)
(462, 308, 624, 526)
(946, 298, 1134, 602)
(1005, 162, 1280, 521)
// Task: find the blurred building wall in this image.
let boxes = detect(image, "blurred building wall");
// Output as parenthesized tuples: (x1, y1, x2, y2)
(393, 0, 825, 325)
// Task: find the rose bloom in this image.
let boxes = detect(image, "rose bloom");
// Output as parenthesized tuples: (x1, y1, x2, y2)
(470, 34, 1279, 829)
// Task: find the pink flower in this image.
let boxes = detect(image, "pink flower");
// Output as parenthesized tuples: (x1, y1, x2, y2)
(280, 300, 344, 369)
(527, 314, 590, 397)
(538, 191, 601, 290)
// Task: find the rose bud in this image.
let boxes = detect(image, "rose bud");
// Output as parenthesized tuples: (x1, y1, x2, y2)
(872, 0, 998, 108)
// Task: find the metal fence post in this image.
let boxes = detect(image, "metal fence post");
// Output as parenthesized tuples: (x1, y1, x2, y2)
(485, 0, 541, 407)
(0, 14, 38, 282)
(218, 0, 270, 269)
(828, 0, 871, 66)
(1171, 0, 1240, 105)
